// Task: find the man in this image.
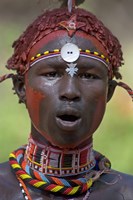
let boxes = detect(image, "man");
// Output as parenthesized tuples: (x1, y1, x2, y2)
(0, 1, 133, 199)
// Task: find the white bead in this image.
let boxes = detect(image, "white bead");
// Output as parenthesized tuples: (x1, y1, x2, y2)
(22, 189, 25, 193)
(61, 43, 80, 63)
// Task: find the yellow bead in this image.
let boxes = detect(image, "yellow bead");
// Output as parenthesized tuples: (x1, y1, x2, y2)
(51, 185, 63, 192)
(44, 51, 49, 55)
(12, 164, 21, 169)
(106, 58, 109, 63)
(101, 54, 105, 59)
(94, 51, 99, 55)
(34, 181, 46, 187)
(85, 50, 91, 53)
(36, 53, 41, 58)
(68, 186, 80, 195)
(30, 57, 35, 61)
(54, 49, 60, 52)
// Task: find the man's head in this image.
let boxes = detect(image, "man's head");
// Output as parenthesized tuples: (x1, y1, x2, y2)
(7, 7, 123, 79)
(18, 30, 111, 148)
(1, 5, 129, 148)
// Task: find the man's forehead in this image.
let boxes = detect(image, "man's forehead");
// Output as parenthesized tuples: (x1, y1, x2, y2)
(28, 30, 107, 60)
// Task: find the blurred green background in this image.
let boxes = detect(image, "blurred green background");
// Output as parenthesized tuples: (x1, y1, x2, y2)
(0, 0, 133, 174)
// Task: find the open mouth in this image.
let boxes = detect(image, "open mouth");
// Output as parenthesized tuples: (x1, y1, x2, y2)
(56, 113, 81, 131)
(58, 114, 80, 122)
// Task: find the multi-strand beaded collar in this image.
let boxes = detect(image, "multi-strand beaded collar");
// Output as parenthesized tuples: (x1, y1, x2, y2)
(24, 137, 96, 177)
(9, 136, 111, 200)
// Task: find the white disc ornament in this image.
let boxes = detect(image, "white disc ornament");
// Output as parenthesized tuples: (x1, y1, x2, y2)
(61, 43, 80, 63)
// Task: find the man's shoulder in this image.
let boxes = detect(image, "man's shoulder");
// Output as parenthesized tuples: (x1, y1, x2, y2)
(101, 170, 133, 199)
(0, 161, 15, 182)
(0, 162, 17, 192)
(0, 161, 11, 174)
(120, 170, 133, 182)
(118, 171, 133, 199)
(0, 162, 23, 200)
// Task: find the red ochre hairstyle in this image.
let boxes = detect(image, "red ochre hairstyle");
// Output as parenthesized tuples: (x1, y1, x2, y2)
(7, 7, 123, 80)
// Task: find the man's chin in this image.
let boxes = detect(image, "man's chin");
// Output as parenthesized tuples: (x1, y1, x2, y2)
(49, 135, 92, 149)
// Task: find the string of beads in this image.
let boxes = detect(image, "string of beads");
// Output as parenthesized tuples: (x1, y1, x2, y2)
(9, 147, 111, 198)
(30, 49, 109, 64)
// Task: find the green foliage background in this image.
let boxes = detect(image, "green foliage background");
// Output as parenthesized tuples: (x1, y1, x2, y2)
(0, 0, 133, 174)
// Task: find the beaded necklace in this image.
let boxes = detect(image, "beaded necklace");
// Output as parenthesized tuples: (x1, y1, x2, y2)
(24, 137, 96, 177)
(9, 138, 111, 200)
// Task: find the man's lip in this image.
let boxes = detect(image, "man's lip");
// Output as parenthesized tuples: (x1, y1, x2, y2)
(56, 108, 81, 118)
(56, 115, 82, 131)
(56, 107, 82, 131)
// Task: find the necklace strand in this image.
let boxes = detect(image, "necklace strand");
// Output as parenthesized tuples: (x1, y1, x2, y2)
(17, 177, 91, 200)
(17, 176, 32, 200)
(9, 146, 111, 199)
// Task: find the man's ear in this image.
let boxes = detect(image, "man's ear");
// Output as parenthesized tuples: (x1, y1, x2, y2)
(107, 80, 118, 102)
(12, 75, 26, 104)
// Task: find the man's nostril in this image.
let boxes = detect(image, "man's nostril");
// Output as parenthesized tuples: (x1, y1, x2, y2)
(60, 95, 80, 102)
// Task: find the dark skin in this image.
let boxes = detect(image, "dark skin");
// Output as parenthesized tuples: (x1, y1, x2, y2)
(25, 55, 108, 148)
(0, 31, 133, 199)
(25, 31, 110, 149)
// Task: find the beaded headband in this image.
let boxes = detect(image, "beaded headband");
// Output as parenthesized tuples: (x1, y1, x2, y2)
(30, 49, 109, 65)
(30, 44, 109, 65)
(29, 43, 110, 78)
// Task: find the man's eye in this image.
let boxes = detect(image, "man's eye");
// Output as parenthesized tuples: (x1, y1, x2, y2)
(78, 73, 99, 80)
(41, 72, 60, 78)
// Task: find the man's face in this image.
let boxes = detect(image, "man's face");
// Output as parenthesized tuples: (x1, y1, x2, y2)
(25, 31, 109, 148)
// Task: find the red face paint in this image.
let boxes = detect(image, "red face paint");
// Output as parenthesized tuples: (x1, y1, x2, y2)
(25, 80, 43, 128)
(25, 74, 53, 143)
(24, 31, 109, 149)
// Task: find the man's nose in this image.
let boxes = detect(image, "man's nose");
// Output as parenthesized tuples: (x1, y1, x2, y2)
(59, 76, 81, 102)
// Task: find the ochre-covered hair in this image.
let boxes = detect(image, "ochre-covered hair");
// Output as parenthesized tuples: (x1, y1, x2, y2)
(7, 7, 123, 79)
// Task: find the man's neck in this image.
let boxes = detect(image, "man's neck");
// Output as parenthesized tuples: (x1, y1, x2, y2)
(24, 135, 96, 177)
(31, 124, 93, 149)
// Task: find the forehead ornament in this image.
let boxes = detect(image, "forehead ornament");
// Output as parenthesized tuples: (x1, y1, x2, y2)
(66, 63, 78, 77)
(59, 14, 86, 37)
(61, 43, 79, 77)
(61, 43, 80, 63)
(59, 14, 77, 37)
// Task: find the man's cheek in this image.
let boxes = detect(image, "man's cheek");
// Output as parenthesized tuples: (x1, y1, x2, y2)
(90, 96, 106, 133)
(26, 85, 45, 127)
